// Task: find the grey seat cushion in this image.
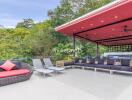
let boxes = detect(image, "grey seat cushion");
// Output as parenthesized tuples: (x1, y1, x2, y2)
(95, 64, 111, 69)
(82, 63, 98, 68)
(74, 63, 95, 68)
(74, 63, 85, 66)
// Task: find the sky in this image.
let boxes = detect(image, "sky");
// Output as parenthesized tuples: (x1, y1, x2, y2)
(0, 0, 60, 28)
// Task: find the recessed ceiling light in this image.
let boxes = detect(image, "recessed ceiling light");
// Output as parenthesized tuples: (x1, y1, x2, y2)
(114, 16, 118, 18)
(101, 20, 104, 23)
(90, 24, 93, 26)
(81, 27, 84, 29)
(112, 28, 115, 31)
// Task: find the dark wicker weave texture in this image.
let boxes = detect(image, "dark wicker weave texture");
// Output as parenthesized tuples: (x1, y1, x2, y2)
(0, 72, 32, 86)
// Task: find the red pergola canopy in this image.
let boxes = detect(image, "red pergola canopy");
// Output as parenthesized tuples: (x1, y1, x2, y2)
(55, 0, 132, 46)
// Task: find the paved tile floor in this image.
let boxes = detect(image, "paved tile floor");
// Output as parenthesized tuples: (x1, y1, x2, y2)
(1, 68, 132, 100)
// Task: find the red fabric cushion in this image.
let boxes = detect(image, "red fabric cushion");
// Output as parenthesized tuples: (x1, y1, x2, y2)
(0, 69, 30, 78)
(0, 60, 16, 71)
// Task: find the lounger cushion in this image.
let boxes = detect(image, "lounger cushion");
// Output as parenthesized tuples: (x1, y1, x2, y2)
(0, 69, 30, 78)
(0, 60, 16, 71)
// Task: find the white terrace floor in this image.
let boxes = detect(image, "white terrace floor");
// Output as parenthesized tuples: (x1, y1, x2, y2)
(1, 68, 132, 100)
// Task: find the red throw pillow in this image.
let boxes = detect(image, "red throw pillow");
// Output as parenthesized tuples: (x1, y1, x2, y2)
(0, 60, 16, 71)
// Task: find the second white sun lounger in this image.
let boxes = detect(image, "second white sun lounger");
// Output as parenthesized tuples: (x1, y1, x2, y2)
(43, 58, 65, 73)
(32, 59, 54, 76)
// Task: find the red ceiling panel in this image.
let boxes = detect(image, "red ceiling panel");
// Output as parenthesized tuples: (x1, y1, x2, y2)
(78, 20, 132, 41)
(55, 0, 132, 46)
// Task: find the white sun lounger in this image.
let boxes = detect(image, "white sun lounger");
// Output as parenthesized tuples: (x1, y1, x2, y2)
(32, 59, 54, 77)
(43, 58, 65, 73)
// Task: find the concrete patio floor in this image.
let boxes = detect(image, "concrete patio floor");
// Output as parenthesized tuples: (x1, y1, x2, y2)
(1, 68, 132, 100)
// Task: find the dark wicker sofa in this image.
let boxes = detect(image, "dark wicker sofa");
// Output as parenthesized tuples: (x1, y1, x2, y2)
(73, 57, 132, 74)
(0, 61, 33, 86)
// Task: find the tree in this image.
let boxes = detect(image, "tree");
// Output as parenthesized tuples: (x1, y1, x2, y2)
(48, 0, 76, 44)
(25, 20, 56, 58)
(16, 19, 34, 29)
(74, 0, 113, 18)
(0, 28, 31, 60)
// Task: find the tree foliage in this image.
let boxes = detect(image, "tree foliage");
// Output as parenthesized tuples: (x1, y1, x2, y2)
(16, 19, 34, 29)
(26, 20, 57, 57)
(0, 28, 30, 60)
